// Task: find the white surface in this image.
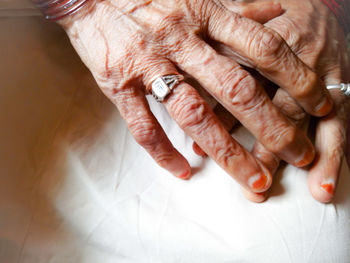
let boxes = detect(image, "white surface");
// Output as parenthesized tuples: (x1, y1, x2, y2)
(0, 17, 350, 263)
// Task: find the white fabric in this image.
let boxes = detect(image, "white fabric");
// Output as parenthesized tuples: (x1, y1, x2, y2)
(1, 17, 350, 263)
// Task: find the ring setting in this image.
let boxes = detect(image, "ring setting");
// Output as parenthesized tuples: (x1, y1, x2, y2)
(326, 83, 350, 97)
(151, 74, 184, 102)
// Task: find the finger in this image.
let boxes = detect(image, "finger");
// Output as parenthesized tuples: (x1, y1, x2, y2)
(170, 37, 314, 167)
(108, 84, 191, 179)
(241, 187, 268, 203)
(162, 81, 272, 193)
(337, 29, 350, 169)
(246, 86, 313, 201)
(142, 58, 271, 191)
(251, 142, 280, 175)
(204, 2, 333, 117)
(192, 142, 207, 157)
(252, 88, 310, 171)
(245, 88, 307, 202)
(220, 0, 283, 24)
(308, 109, 346, 203)
(192, 104, 237, 157)
(213, 103, 238, 131)
(309, 61, 349, 202)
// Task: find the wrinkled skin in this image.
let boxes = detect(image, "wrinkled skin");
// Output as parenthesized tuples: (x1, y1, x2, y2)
(59, 0, 334, 196)
(215, 0, 350, 203)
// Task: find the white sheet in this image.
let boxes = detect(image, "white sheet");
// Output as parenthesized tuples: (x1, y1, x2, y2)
(1, 17, 350, 263)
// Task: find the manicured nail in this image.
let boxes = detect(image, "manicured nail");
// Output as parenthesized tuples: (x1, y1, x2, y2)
(321, 179, 335, 195)
(294, 147, 315, 167)
(315, 96, 333, 116)
(248, 173, 269, 192)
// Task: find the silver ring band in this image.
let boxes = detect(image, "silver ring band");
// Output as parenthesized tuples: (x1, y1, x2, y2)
(326, 83, 350, 97)
(151, 74, 184, 102)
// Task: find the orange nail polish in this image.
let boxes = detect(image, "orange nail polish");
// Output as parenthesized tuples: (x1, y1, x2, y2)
(248, 173, 269, 192)
(321, 179, 335, 195)
(315, 97, 332, 116)
(178, 171, 191, 179)
(295, 148, 315, 167)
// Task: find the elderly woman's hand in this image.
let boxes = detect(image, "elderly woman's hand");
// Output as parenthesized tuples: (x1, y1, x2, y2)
(219, 0, 350, 202)
(256, 0, 350, 203)
(58, 0, 332, 193)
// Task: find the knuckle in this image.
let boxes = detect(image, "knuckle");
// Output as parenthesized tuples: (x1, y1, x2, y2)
(153, 151, 174, 167)
(94, 64, 115, 86)
(275, 93, 306, 121)
(109, 87, 139, 112)
(282, 105, 306, 122)
(171, 35, 203, 64)
(217, 63, 242, 90)
(224, 71, 261, 110)
(170, 89, 210, 129)
(129, 118, 159, 148)
(152, 15, 190, 50)
(91, 49, 124, 87)
(263, 124, 297, 153)
(94, 60, 134, 92)
(270, 17, 298, 46)
(179, 101, 209, 129)
(95, 46, 142, 91)
(250, 27, 285, 66)
(215, 143, 240, 167)
(293, 72, 318, 100)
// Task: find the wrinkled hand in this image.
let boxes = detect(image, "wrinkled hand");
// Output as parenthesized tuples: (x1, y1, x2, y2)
(218, 0, 350, 202)
(59, 0, 331, 193)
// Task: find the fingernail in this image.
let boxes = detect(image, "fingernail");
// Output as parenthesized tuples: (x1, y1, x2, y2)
(321, 179, 335, 195)
(192, 143, 207, 157)
(315, 96, 333, 116)
(294, 147, 315, 167)
(248, 173, 269, 192)
(177, 170, 191, 180)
